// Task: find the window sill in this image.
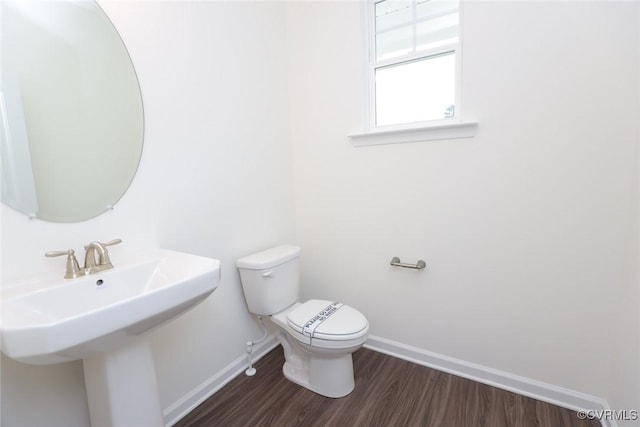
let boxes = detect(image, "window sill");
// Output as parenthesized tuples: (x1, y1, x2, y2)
(348, 121, 477, 147)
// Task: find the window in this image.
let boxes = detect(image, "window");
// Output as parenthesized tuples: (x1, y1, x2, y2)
(369, 0, 461, 128)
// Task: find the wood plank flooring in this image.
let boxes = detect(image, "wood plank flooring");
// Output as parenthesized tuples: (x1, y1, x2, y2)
(175, 346, 600, 427)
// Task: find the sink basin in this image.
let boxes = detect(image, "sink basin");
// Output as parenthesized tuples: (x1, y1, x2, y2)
(1, 248, 220, 365)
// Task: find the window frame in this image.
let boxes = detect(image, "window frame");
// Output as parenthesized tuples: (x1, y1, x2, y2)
(351, 0, 476, 146)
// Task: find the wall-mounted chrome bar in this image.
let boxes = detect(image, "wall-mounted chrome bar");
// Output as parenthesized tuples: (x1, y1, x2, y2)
(390, 257, 426, 270)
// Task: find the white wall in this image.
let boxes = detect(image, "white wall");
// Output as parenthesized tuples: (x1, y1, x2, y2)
(287, 0, 640, 407)
(1, 1, 294, 426)
(607, 5, 640, 422)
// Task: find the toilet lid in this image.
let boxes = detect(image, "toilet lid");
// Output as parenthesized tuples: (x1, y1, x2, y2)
(287, 299, 368, 341)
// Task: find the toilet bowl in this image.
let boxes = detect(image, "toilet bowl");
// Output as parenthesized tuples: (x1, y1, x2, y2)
(271, 300, 368, 397)
(236, 245, 369, 398)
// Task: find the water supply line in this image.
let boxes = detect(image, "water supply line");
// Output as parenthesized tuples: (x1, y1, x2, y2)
(245, 316, 267, 376)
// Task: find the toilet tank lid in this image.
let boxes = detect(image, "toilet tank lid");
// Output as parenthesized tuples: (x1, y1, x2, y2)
(236, 245, 301, 270)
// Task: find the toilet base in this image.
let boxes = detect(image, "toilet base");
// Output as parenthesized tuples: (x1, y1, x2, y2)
(277, 331, 355, 398)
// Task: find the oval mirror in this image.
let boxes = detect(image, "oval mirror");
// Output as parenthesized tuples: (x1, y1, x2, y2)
(1, 0, 144, 223)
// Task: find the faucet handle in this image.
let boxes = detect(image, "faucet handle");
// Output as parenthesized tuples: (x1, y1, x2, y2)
(45, 249, 83, 279)
(103, 239, 122, 247)
(45, 250, 73, 257)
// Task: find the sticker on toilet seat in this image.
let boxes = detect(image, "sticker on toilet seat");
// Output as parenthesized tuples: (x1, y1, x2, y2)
(302, 302, 344, 344)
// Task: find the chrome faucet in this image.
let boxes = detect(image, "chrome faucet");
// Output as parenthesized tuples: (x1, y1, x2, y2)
(84, 241, 114, 273)
(46, 239, 122, 278)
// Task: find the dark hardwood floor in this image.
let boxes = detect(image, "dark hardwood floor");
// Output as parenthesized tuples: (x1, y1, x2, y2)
(175, 346, 600, 427)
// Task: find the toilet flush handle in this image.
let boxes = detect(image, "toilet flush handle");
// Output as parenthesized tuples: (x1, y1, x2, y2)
(262, 271, 274, 278)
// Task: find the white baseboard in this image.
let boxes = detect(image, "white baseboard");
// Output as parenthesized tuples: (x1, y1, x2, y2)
(163, 335, 279, 426)
(164, 333, 616, 427)
(364, 334, 615, 427)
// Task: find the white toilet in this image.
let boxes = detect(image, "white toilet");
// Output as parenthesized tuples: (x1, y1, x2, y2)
(236, 245, 369, 398)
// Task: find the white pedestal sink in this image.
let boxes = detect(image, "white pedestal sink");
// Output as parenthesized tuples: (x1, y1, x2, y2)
(1, 248, 220, 426)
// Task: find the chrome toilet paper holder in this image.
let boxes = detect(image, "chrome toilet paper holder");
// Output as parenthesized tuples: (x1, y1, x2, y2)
(390, 257, 426, 270)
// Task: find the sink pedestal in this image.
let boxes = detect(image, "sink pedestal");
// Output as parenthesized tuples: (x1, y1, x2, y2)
(83, 339, 164, 427)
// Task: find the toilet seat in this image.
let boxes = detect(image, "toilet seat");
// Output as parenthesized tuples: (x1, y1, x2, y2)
(286, 299, 369, 342)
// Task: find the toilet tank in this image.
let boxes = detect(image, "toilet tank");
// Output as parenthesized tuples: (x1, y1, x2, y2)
(236, 245, 301, 316)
